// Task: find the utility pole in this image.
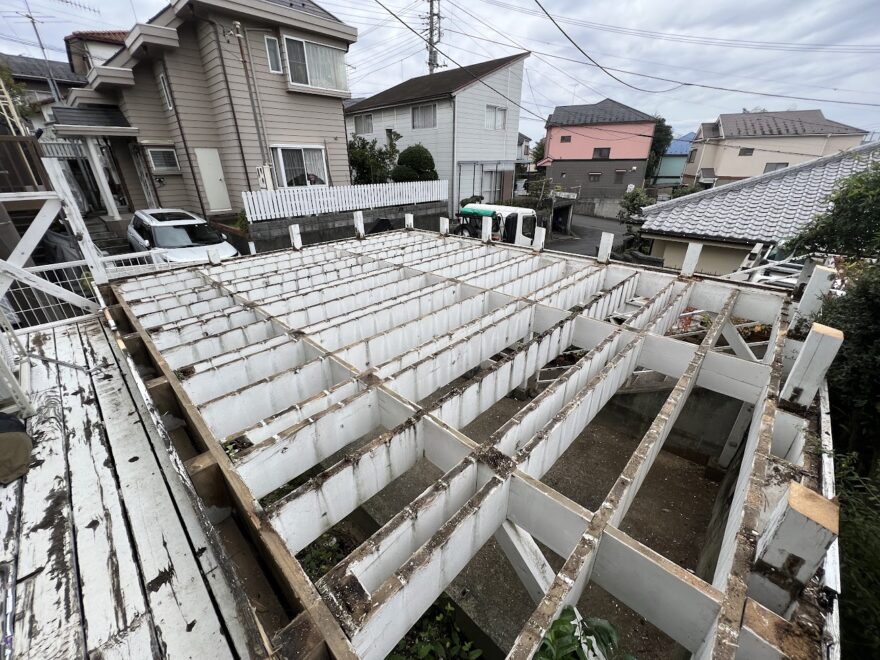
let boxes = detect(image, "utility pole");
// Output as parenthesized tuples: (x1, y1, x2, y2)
(426, 0, 443, 74)
(20, 0, 61, 103)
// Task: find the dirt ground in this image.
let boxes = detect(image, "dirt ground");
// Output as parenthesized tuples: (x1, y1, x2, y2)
(349, 388, 720, 657)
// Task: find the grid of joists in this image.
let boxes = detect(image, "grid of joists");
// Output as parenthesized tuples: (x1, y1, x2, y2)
(112, 230, 790, 660)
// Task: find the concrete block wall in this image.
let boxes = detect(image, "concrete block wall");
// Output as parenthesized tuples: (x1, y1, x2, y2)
(247, 201, 447, 252)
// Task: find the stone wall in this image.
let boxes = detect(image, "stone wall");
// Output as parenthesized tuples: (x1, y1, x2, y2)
(572, 197, 624, 219)
(246, 200, 447, 252)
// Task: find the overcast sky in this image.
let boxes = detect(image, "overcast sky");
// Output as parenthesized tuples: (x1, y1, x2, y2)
(2, 0, 879, 141)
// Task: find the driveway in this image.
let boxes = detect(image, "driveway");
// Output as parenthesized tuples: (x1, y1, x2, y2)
(545, 214, 628, 257)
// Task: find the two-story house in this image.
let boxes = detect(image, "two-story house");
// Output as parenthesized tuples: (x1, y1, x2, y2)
(653, 131, 695, 190)
(344, 53, 528, 213)
(537, 99, 655, 211)
(683, 109, 867, 188)
(64, 30, 129, 76)
(52, 0, 356, 222)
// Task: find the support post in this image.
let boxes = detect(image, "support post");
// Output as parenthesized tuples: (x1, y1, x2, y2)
(404, 213, 414, 230)
(289, 224, 302, 250)
(481, 216, 491, 243)
(721, 321, 757, 361)
(681, 242, 703, 277)
(247, 241, 256, 255)
(532, 226, 546, 251)
(748, 481, 838, 616)
(439, 216, 449, 235)
(83, 137, 121, 221)
(494, 521, 554, 603)
(780, 323, 843, 406)
(795, 265, 835, 323)
(718, 403, 754, 468)
(353, 211, 365, 239)
(597, 231, 613, 263)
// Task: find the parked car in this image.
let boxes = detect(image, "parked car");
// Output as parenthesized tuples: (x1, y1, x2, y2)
(127, 209, 238, 263)
(454, 204, 543, 247)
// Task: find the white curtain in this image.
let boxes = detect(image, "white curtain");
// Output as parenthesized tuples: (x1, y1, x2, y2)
(305, 42, 346, 90)
(302, 149, 327, 185)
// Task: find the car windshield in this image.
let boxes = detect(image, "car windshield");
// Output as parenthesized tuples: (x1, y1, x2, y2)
(152, 224, 223, 248)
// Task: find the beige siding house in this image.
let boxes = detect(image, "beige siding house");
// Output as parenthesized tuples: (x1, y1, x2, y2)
(57, 0, 356, 220)
(683, 109, 866, 188)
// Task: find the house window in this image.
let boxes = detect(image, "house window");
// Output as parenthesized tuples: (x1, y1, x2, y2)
(688, 148, 697, 163)
(763, 162, 789, 173)
(274, 146, 328, 187)
(592, 147, 610, 159)
(560, 135, 572, 143)
(265, 36, 283, 74)
(146, 147, 180, 173)
(283, 36, 347, 91)
(412, 104, 436, 129)
(614, 169, 626, 184)
(354, 114, 373, 135)
(158, 73, 173, 111)
(484, 105, 507, 130)
(561, 172, 566, 178)
(738, 147, 754, 156)
(588, 173, 601, 183)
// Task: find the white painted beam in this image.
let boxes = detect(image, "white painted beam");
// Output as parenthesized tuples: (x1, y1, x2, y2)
(780, 323, 843, 406)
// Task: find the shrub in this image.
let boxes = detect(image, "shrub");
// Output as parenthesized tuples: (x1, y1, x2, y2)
(459, 195, 484, 207)
(392, 144, 438, 182)
(348, 133, 400, 184)
(618, 187, 655, 220)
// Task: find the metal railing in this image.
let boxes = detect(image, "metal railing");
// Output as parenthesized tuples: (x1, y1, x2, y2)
(0, 136, 49, 194)
(242, 180, 449, 222)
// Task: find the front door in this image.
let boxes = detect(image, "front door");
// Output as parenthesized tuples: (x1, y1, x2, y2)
(194, 148, 232, 212)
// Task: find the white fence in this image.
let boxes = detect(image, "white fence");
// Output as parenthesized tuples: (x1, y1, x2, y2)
(242, 180, 449, 222)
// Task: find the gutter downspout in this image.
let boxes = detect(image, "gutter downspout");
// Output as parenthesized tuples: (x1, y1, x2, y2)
(451, 96, 456, 216)
(212, 20, 252, 191)
(160, 58, 206, 217)
(233, 21, 270, 171)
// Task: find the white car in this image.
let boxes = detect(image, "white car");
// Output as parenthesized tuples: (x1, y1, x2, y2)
(127, 209, 238, 263)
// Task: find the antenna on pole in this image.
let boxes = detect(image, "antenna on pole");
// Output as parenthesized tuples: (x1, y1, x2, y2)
(19, 0, 62, 103)
(426, 0, 444, 74)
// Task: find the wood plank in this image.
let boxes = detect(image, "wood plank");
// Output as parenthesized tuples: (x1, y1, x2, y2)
(14, 327, 86, 659)
(54, 323, 156, 656)
(80, 322, 237, 660)
(87, 318, 262, 659)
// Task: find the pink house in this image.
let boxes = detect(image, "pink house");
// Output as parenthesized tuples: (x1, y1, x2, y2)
(538, 99, 655, 203)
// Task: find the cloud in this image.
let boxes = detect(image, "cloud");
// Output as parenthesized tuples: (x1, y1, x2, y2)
(2, 0, 878, 137)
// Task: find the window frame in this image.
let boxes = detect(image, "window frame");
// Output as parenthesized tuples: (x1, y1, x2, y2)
(146, 147, 180, 173)
(411, 103, 437, 129)
(158, 73, 173, 111)
(272, 144, 329, 188)
(484, 105, 507, 130)
(614, 169, 626, 184)
(592, 147, 610, 159)
(354, 113, 373, 135)
(282, 35, 348, 92)
(265, 35, 283, 74)
(738, 147, 755, 156)
(560, 135, 572, 143)
(687, 148, 697, 163)
(763, 162, 789, 173)
(588, 172, 601, 183)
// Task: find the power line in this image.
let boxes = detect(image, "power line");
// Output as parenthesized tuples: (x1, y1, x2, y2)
(350, 46, 423, 83)
(479, 0, 880, 54)
(533, 0, 681, 93)
(370, 0, 876, 163)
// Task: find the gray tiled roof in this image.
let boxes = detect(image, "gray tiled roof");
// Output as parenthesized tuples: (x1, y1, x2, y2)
(52, 105, 130, 127)
(698, 110, 865, 139)
(546, 99, 653, 127)
(0, 53, 85, 86)
(641, 141, 880, 245)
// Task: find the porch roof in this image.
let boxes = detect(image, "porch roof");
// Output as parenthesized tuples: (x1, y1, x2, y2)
(51, 106, 138, 137)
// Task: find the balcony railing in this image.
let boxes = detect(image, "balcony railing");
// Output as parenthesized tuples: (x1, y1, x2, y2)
(0, 136, 49, 194)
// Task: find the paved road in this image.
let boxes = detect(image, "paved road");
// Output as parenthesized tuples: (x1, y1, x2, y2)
(545, 214, 628, 257)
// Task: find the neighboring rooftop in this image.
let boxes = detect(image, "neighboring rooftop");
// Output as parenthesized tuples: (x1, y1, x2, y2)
(546, 98, 654, 127)
(700, 109, 866, 139)
(642, 140, 880, 244)
(345, 53, 528, 113)
(0, 52, 85, 86)
(518, 132, 531, 145)
(665, 131, 696, 156)
(64, 30, 128, 45)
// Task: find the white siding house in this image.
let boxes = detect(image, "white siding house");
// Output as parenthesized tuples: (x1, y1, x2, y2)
(345, 53, 528, 213)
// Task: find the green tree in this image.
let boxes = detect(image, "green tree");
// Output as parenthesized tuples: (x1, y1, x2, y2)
(646, 116, 673, 182)
(347, 132, 400, 184)
(391, 144, 438, 182)
(0, 64, 39, 131)
(531, 137, 546, 165)
(617, 187, 654, 221)
(783, 161, 880, 259)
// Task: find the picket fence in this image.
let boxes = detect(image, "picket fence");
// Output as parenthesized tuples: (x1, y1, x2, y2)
(242, 180, 449, 222)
